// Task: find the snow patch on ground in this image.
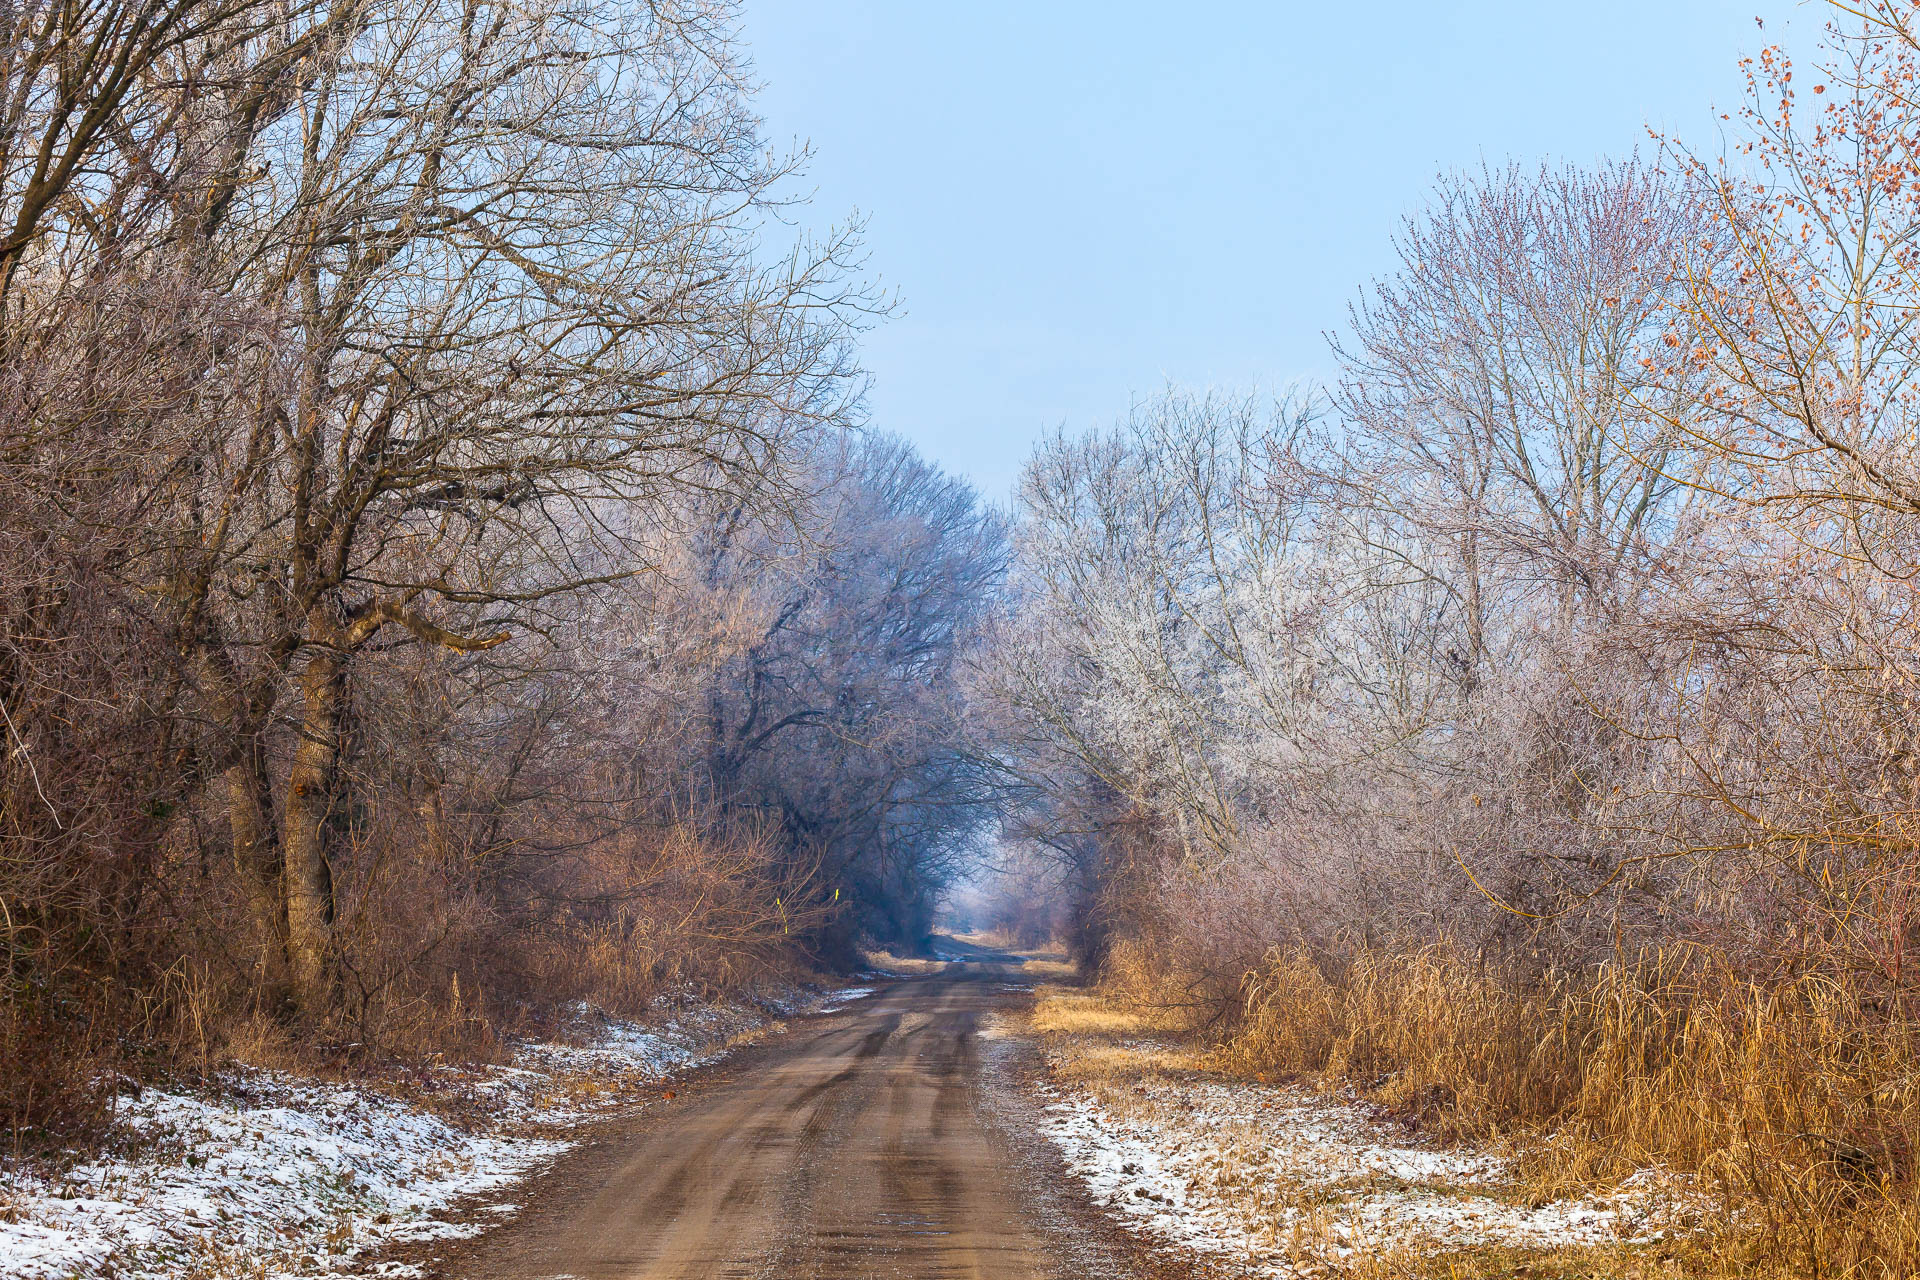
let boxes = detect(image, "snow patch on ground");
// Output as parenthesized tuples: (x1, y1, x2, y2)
(0, 981, 852, 1280)
(1036, 1062, 1707, 1272)
(814, 985, 879, 1013)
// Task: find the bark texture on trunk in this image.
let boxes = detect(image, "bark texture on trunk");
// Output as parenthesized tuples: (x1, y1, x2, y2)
(227, 748, 290, 1003)
(283, 647, 342, 1014)
(203, 646, 294, 1007)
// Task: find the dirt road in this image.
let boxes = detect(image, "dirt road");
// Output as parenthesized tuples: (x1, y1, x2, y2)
(415, 947, 1167, 1280)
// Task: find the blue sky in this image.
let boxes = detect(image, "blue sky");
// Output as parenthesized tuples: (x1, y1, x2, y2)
(745, 2, 1809, 502)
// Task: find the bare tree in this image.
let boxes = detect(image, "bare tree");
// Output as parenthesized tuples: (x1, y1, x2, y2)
(692, 433, 1007, 951)
(1335, 160, 1712, 661)
(139, 0, 871, 1011)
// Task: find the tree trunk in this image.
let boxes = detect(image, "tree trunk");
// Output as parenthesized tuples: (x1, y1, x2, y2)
(227, 745, 291, 1005)
(283, 646, 343, 1014)
(201, 646, 294, 1007)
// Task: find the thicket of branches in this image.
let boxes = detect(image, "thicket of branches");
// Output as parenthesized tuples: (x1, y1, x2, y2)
(976, 6, 1920, 1271)
(0, 0, 1000, 1134)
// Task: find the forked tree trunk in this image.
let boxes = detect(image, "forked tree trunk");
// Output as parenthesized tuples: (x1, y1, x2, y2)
(283, 647, 343, 1014)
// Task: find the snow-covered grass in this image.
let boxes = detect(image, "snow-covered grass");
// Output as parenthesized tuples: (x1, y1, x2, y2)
(1019, 992, 1714, 1277)
(0, 982, 860, 1280)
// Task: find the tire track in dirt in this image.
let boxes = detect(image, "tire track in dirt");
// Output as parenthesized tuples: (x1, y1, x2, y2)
(393, 945, 1240, 1280)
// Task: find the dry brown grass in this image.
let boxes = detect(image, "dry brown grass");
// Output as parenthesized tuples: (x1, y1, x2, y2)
(1028, 987, 1162, 1038)
(1024, 984, 1696, 1279)
(1218, 947, 1576, 1140)
(1012, 953, 1079, 982)
(1215, 943, 1920, 1280)
(1028, 985, 1201, 1088)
